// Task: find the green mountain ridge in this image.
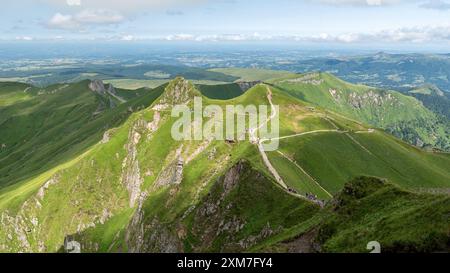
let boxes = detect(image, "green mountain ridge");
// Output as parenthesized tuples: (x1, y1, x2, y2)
(255, 176, 450, 253)
(0, 76, 449, 253)
(0, 80, 164, 188)
(269, 72, 450, 151)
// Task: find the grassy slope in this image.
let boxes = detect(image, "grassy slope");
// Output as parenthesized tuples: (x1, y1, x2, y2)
(196, 83, 244, 100)
(0, 82, 33, 107)
(271, 73, 432, 126)
(0, 78, 449, 253)
(182, 160, 319, 252)
(254, 177, 450, 253)
(270, 72, 450, 151)
(74, 82, 448, 251)
(0, 81, 164, 188)
(273, 131, 450, 196)
(240, 84, 450, 198)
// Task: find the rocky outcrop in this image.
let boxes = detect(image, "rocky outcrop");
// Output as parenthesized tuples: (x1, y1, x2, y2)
(188, 161, 274, 251)
(0, 175, 60, 252)
(125, 213, 181, 253)
(153, 77, 199, 110)
(281, 73, 324, 85)
(329, 89, 341, 101)
(100, 129, 114, 144)
(89, 80, 107, 95)
(236, 81, 261, 92)
(36, 177, 58, 200)
(328, 87, 399, 109)
(124, 202, 145, 252)
(238, 222, 281, 250)
(153, 146, 184, 188)
(120, 112, 162, 206)
(121, 122, 144, 208)
(348, 90, 398, 109)
(221, 161, 243, 197)
(89, 80, 125, 108)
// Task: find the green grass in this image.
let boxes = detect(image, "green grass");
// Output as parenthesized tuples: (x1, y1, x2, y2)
(271, 72, 450, 151)
(68, 208, 135, 252)
(0, 81, 164, 188)
(0, 77, 449, 253)
(182, 160, 320, 252)
(196, 83, 244, 100)
(276, 131, 450, 195)
(252, 176, 450, 253)
(266, 151, 331, 200)
(317, 177, 450, 252)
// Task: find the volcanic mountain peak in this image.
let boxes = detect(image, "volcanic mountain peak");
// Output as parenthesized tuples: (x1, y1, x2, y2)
(156, 77, 201, 107)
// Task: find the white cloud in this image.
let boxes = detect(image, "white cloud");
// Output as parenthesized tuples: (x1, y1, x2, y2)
(165, 34, 196, 41)
(48, 13, 78, 29)
(66, 0, 81, 6)
(164, 33, 274, 42)
(45, 0, 205, 13)
(420, 0, 450, 10)
(75, 9, 124, 24)
(15, 36, 34, 41)
(45, 0, 198, 31)
(294, 25, 450, 43)
(152, 25, 450, 44)
(310, 0, 402, 6)
(47, 9, 124, 30)
(121, 35, 135, 41)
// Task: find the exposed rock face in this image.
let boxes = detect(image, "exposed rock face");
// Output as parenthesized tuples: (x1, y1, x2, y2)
(89, 80, 122, 109)
(153, 146, 184, 188)
(329, 89, 341, 101)
(221, 161, 243, 197)
(121, 121, 144, 208)
(187, 160, 281, 252)
(153, 77, 198, 110)
(282, 228, 321, 253)
(100, 130, 112, 144)
(121, 159, 303, 253)
(37, 177, 58, 200)
(348, 90, 398, 109)
(236, 81, 261, 92)
(282, 73, 324, 85)
(238, 222, 280, 250)
(89, 80, 117, 96)
(120, 114, 161, 208)
(125, 213, 181, 253)
(146, 111, 160, 132)
(89, 80, 107, 95)
(124, 203, 145, 252)
(328, 87, 399, 109)
(161, 78, 194, 104)
(0, 176, 61, 252)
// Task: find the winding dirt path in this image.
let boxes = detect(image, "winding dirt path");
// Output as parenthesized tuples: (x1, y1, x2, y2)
(252, 86, 288, 189)
(251, 85, 376, 204)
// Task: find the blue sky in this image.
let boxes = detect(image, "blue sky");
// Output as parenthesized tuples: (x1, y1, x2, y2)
(1, 0, 449, 46)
